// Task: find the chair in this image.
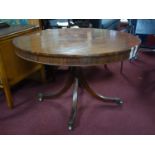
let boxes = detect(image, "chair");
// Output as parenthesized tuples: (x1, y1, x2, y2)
(128, 19, 155, 59)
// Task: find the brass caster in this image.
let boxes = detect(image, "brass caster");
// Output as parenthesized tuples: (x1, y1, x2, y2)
(115, 99, 123, 105)
(68, 122, 74, 131)
(68, 125, 73, 131)
(38, 93, 44, 102)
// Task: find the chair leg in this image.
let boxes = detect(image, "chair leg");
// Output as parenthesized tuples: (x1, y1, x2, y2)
(129, 46, 138, 61)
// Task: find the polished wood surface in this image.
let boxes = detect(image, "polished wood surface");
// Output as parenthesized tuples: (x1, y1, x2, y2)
(13, 28, 141, 66)
(0, 25, 46, 109)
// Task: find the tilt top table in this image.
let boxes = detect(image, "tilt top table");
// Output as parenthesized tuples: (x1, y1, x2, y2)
(13, 28, 141, 130)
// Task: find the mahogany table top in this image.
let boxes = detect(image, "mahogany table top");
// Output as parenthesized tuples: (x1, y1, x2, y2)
(13, 28, 141, 66)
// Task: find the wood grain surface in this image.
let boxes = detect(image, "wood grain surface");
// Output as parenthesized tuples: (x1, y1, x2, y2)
(13, 28, 141, 66)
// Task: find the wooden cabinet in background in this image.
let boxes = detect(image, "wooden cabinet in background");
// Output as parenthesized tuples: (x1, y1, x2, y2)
(0, 25, 46, 109)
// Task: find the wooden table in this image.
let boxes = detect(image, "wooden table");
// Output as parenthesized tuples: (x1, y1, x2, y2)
(13, 28, 141, 130)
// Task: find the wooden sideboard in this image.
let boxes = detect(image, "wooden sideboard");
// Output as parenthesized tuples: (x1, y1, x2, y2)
(0, 25, 46, 109)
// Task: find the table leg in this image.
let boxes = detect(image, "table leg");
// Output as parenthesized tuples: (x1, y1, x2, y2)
(78, 68, 123, 105)
(38, 74, 74, 101)
(68, 78, 79, 130)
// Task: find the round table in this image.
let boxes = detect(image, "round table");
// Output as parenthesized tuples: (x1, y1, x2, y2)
(13, 28, 141, 130)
